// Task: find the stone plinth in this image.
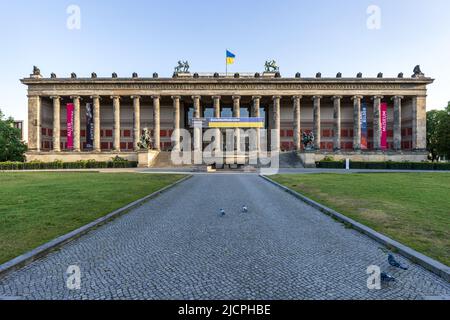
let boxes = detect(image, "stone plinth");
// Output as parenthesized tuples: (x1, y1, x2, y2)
(174, 72, 191, 78)
(25, 151, 138, 163)
(137, 150, 160, 168)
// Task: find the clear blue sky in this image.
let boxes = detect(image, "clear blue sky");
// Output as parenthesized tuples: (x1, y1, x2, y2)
(1, 0, 449, 123)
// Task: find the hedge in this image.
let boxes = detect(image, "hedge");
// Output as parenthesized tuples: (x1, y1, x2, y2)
(0, 160, 138, 170)
(315, 161, 345, 169)
(316, 161, 450, 171)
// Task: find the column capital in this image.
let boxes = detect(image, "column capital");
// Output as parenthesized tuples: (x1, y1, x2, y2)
(312, 95, 322, 101)
(152, 95, 161, 100)
(111, 95, 121, 100)
(252, 96, 262, 100)
(50, 96, 61, 100)
(232, 95, 241, 100)
(292, 95, 302, 100)
(70, 95, 82, 100)
(27, 94, 41, 98)
(171, 95, 181, 100)
(191, 95, 201, 100)
(391, 95, 404, 101)
(332, 95, 343, 100)
(272, 95, 281, 100)
(351, 95, 363, 101)
(131, 95, 141, 100)
(371, 95, 384, 100)
(212, 95, 221, 100)
(90, 95, 101, 99)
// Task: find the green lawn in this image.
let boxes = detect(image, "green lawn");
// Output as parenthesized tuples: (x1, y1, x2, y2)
(271, 173, 450, 266)
(0, 172, 186, 264)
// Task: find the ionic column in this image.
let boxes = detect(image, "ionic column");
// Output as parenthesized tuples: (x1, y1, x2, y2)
(213, 96, 221, 118)
(233, 96, 241, 151)
(152, 96, 161, 151)
(273, 96, 281, 151)
(132, 96, 141, 151)
(332, 96, 342, 151)
(312, 96, 322, 150)
(92, 95, 101, 152)
(112, 96, 121, 152)
(191, 95, 202, 153)
(252, 96, 262, 152)
(292, 96, 302, 151)
(51, 96, 61, 152)
(372, 96, 383, 150)
(412, 96, 427, 151)
(172, 96, 181, 151)
(193, 95, 201, 118)
(213, 96, 221, 151)
(352, 96, 362, 150)
(71, 96, 81, 152)
(392, 96, 403, 151)
(27, 95, 41, 152)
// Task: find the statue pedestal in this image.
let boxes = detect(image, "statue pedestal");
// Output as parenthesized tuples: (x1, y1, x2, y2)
(262, 72, 277, 78)
(174, 72, 191, 78)
(137, 150, 160, 168)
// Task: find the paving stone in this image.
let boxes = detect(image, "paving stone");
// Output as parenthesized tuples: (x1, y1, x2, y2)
(0, 174, 448, 300)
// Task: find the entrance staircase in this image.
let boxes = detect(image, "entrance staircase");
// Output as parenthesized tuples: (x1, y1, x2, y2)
(150, 152, 193, 168)
(150, 151, 304, 169)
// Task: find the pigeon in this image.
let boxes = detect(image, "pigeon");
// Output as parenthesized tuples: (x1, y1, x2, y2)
(388, 254, 408, 270)
(242, 205, 248, 213)
(381, 272, 396, 283)
(378, 247, 389, 254)
(220, 209, 225, 217)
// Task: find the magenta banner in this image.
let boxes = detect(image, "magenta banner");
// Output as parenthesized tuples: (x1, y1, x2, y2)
(380, 102, 388, 150)
(66, 103, 74, 150)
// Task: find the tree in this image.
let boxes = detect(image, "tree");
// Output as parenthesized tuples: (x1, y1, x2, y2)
(427, 102, 450, 161)
(0, 109, 27, 162)
(436, 102, 450, 159)
(427, 110, 444, 161)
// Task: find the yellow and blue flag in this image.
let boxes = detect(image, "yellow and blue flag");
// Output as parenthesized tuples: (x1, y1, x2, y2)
(226, 50, 236, 65)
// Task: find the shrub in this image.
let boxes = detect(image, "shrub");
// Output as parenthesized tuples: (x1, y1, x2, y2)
(365, 162, 388, 170)
(315, 160, 449, 171)
(0, 160, 138, 171)
(386, 162, 412, 170)
(410, 162, 435, 170)
(434, 162, 450, 170)
(316, 161, 344, 169)
(112, 156, 127, 162)
(349, 162, 366, 169)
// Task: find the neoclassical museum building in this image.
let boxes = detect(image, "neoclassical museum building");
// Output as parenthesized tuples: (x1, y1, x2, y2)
(23, 65, 431, 167)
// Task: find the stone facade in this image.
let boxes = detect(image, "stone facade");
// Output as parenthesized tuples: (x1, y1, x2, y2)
(22, 70, 433, 166)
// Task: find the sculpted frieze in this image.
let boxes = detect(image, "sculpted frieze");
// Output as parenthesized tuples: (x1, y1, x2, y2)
(27, 82, 415, 91)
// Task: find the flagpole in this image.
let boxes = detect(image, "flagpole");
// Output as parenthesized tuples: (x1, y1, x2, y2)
(225, 49, 228, 76)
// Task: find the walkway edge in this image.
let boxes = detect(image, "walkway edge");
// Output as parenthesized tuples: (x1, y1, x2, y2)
(0, 175, 193, 278)
(260, 175, 450, 282)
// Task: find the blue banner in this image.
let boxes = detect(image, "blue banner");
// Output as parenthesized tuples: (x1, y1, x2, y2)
(361, 101, 368, 149)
